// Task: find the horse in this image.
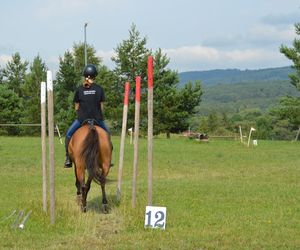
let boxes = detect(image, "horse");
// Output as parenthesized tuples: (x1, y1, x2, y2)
(68, 120, 112, 213)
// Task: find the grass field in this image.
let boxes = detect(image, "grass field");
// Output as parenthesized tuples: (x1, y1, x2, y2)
(0, 135, 299, 249)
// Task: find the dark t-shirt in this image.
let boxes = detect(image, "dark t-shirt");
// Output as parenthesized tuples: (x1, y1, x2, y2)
(73, 83, 105, 123)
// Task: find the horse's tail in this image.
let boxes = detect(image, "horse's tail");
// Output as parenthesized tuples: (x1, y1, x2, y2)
(80, 126, 100, 178)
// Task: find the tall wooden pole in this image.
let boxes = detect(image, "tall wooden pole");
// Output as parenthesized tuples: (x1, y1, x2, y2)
(117, 82, 130, 201)
(47, 71, 55, 224)
(132, 76, 141, 208)
(147, 56, 154, 205)
(41, 82, 47, 213)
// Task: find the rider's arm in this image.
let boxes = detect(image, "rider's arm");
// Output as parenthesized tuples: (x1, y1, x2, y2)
(75, 102, 80, 111)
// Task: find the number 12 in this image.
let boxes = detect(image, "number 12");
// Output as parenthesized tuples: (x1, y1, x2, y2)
(145, 210, 165, 228)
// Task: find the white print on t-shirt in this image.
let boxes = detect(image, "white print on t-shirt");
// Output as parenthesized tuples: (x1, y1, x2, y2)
(83, 90, 96, 95)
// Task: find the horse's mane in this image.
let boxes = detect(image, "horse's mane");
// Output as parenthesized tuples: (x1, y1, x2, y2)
(80, 125, 102, 182)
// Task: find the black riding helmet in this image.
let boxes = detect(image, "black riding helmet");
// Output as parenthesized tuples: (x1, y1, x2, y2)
(82, 64, 98, 79)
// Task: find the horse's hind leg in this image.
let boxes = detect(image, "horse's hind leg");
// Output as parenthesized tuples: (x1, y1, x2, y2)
(82, 176, 93, 212)
(75, 165, 87, 212)
(74, 165, 82, 206)
(100, 166, 109, 213)
(100, 182, 108, 213)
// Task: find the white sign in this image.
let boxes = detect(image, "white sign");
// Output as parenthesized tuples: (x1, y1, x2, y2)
(144, 206, 166, 230)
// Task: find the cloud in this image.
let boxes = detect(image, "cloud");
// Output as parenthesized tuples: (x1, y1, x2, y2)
(163, 46, 220, 63)
(163, 45, 290, 71)
(96, 49, 116, 69)
(43, 44, 290, 73)
(249, 24, 296, 44)
(0, 55, 11, 67)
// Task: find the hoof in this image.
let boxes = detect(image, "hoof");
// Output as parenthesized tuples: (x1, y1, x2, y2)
(102, 204, 108, 214)
(76, 195, 82, 206)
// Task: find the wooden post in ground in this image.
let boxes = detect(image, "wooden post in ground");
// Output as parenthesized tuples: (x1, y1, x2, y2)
(147, 56, 154, 205)
(247, 127, 256, 147)
(117, 82, 130, 201)
(132, 76, 141, 208)
(295, 126, 300, 141)
(239, 125, 243, 143)
(47, 71, 55, 224)
(41, 81, 47, 213)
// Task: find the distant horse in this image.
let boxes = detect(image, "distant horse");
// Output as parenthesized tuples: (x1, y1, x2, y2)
(68, 120, 112, 213)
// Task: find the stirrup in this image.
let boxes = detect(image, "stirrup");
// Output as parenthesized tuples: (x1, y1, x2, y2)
(64, 162, 72, 168)
(64, 156, 72, 168)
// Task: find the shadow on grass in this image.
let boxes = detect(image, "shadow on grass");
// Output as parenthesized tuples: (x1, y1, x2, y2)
(87, 194, 119, 214)
(86, 178, 120, 214)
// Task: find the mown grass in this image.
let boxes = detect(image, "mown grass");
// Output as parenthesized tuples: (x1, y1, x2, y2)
(0, 136, 299, 249)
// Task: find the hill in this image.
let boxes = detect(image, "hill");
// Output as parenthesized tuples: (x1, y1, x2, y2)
(178, 66, 294, 86)
(199, 80, 299, 115)
(177, 66, 298, 115)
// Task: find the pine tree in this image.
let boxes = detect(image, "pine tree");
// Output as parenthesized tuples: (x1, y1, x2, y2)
(112, 23, 150, 84)
(22, 55, 47, 135)
(0, 84, 23, 135)
(112, 24, 203, 136)
(276, 22, 300, 139)
(152, 48, 181, 136)
(111, 24, 151, 130)
(280, 23, 300, 91)
(2, 52, 28, 98)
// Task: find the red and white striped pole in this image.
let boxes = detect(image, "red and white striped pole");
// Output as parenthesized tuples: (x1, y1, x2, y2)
(147, 56, 154, 205)
(117, 82, 130, 201)
(132, 76, 141, 208)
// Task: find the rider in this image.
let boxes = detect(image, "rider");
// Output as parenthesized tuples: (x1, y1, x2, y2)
(64, 64, 110, 168)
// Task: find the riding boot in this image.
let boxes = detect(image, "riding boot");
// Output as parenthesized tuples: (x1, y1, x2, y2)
(64, 137, 72, 168)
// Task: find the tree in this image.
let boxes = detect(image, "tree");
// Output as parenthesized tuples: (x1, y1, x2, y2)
(152, 48, 181, 136)
(112, 23, 150, 84)
(2, 52, 28, 97)
(255, 115, 273, 139)
(207, 112, 219, 133)
(0, 84, 23, 135)
(270, 96, 300, 135)
(112, 24, 203, 136)
(73, 42, 101, 74)
(111, 24, 151, 131)
(0, 67, 3, 84)
(22, 55, 47, 134)
(276, 22, 300, 139)
(280, 23, 300, 91)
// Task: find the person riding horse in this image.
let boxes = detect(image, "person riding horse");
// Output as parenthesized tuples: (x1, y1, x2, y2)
(64, 64, 111, 168)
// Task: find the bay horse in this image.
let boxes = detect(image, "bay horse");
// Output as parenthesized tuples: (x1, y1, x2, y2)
(68, 120, 112, 213)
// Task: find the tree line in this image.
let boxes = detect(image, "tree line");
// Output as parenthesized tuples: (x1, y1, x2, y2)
(0, 24, 202, 137)
(1, 23, 300, 140)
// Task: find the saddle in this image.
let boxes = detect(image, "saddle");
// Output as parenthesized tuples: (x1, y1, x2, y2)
(81, 119, 99, 127)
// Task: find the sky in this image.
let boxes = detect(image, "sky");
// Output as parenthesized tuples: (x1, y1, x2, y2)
(0, 0, 299, 73)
